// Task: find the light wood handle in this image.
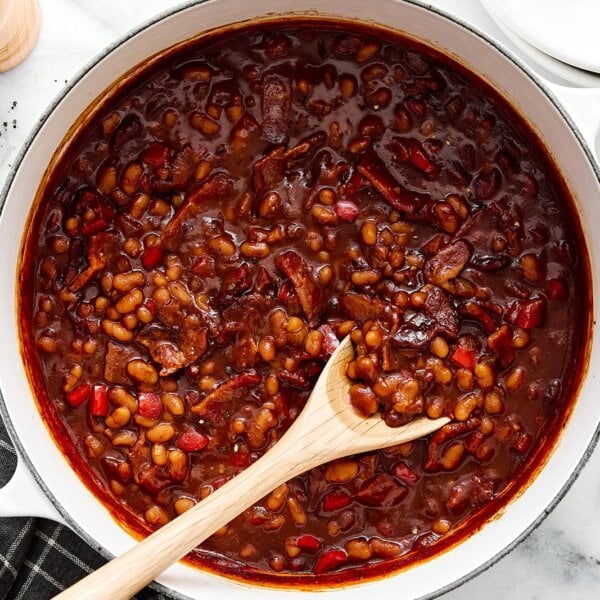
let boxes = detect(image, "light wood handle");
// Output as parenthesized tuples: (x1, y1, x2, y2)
(0, 0, 40, 72)
(53, 419, 313, 600)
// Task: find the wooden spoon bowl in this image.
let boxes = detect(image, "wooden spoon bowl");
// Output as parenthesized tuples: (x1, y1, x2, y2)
(55, 336, 449, 600)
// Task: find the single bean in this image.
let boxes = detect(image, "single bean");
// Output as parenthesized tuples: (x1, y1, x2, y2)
(287, 497, 307, 526)
(151, 443, 168, 466)
(325, 460, 359, 483)
(127, 359, 159, 385)
(162, 392, 185, 416)
(147, 423, 176, 443)
(145, 506, 169, 527)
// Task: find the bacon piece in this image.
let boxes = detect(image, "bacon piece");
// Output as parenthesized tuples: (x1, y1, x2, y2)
(460, 300, 497, 334)
(487, 324, 515, 368)
(392, 313, 437, 349)
(423, 239, 471, 287)
(216, 263, 253, 307)
(284, 131, 327, 162)
(191, 370, 261, 417)
(137, 314, 207, 376)
(356, 149, 433, 217)
(275, 250, 323, 320)
(103, 341, 138, 385)
(356, 473, 408, 507)
(68, 231, 120, 292)
(160, 172, 233, 250)
(253, 146, 286, 195)
(420, 284, 458, 338)
(151, 145, 195, 191)
(261, 74, 291, 144)
(338, 292, 388, 322)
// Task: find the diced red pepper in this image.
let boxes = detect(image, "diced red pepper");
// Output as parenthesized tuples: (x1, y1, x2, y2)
(89, 385, 109, 417)
(141, 143, 170, 168)
(334, 199, 359, 222)
(407, 139, 438, 176)
(176, 430, 210, 452)
(392, 461, 420, 484)
(505, 296, 546, 329)
(344, 170, 365, 197)
(451, 347, 476, 370)
(231, 447, 251, 468)
(404, 98, 426, 119)
(82, 218, 108, 236)
(212, 474, 233, 490)
(322, 490, 352, 512)
(65, 383, 91, 408)
(272, 392, 290, 420)
(138, 392, 163, 419)
(277, 279, 295, 302)
(141, 246, 164, 270)
(314, 548, 347, 575)
(297, 534, 322, 553)
(319, 324, 339, 355)
(144, 298, 156, 315)
(547, 278, 568, 301)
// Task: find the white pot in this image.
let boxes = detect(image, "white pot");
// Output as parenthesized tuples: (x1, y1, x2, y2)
(1, 1, 599, 598)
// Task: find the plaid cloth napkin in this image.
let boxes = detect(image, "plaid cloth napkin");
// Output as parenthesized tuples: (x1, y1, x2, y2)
(0, 418, 173, 600)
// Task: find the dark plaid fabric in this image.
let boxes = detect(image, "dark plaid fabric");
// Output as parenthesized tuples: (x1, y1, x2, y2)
(0, 419, 173, 600)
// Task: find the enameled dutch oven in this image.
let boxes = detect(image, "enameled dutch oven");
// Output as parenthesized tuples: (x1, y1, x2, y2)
(1, 1, 600, 598)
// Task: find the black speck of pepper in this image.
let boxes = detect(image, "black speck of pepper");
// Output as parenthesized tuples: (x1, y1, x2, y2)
(12, 119, 16, 129)
(11, 101, 16, 109)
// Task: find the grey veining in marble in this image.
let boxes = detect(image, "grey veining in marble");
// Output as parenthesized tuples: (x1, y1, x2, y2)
(0, 1, 599, 598)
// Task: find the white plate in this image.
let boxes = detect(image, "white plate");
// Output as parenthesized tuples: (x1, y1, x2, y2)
(482, 0, 600, 74)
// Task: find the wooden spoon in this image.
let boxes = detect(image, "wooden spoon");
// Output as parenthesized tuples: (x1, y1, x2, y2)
(0, 0, 40, 72)
(55, 336, 449, 600)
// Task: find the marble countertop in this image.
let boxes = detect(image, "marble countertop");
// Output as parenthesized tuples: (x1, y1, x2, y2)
(1, 1, 599, 598)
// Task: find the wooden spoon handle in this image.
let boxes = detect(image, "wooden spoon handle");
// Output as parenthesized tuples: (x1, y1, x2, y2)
(0, 0, 40, 72)
(54, 429, 305, 600)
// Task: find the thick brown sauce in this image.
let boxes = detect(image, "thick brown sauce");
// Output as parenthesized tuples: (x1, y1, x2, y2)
(19, 19, 591, 587)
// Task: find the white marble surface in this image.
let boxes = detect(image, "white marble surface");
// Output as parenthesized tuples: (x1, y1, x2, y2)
(0, 1, 599, 598)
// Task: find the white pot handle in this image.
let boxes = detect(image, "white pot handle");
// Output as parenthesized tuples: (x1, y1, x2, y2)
(544, 82, 600, 165)
(0, 451, 67, 525)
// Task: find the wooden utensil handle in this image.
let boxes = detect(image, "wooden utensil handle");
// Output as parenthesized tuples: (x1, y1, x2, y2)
(0, 0, 40, 72)
(53, 421, 308, 600)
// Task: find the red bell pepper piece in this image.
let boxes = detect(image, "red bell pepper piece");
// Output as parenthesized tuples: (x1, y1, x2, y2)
(547, 278, 568, 301)
(138, 392, 163, 419)
(141, 143, 170, 168)
(176, 430, 210, 452)
(392, 461, 420, 484)
(334, 199, 359, 222)
(407, 139, 438, 176)
(322, 490, 352, 512)
(505, 296, 546, 329)
(65, 383, 91, 408)
(314, 548, 347, 574)
(297, 534, 322, 553)
(141, 246, 164, 270)
(451, 346, 476, 370)
(90, 385, 109, 416)
(82, 218, 108, 236)
(231, 447, 251, 468)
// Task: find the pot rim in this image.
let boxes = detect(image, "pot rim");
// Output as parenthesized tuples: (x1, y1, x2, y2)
(1, 1, 599, 599)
